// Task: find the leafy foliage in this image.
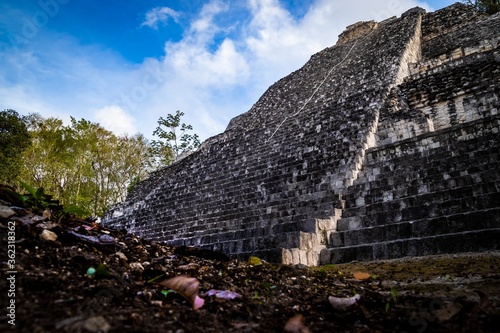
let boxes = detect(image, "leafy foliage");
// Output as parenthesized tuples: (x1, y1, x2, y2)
(150, 110, 201, 166)
(0, 109, 31, 183)
(463, 0, 500, 14)
(17, 114, 152, 216)
(18, 180, 59, 211)
(2, 109, 200, 216)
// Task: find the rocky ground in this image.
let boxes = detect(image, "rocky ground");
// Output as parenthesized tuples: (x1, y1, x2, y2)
(1, 201, 499, 332)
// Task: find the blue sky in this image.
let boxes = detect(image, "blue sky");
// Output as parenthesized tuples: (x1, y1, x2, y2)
(0, 0, 456, 141)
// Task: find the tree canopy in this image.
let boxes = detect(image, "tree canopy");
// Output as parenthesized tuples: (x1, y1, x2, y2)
(463, 0, 500, 14)
(8, 114, 152, 216)
(1, 109, 200, 216)
(0, 109, 31, 183)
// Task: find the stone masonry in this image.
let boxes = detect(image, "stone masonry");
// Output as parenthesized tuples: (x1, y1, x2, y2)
(103, 3, 500, 266)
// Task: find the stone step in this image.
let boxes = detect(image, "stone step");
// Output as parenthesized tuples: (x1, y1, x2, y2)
(339, 189, 500, 229)
(349, 149, 499, 198)
(351, 117, 500, 188)
(371, 113, 500, 158)
(347, 163, 500, 204)
(344, 178, 500, 215)
(331, 208, 500, 248)
(321, 228, 500, 264)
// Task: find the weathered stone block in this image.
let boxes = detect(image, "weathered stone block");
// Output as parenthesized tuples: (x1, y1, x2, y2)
(102, 4, 500, 266)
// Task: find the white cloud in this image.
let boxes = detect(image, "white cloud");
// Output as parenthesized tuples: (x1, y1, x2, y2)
(191, 0, 229, 35)
(2, 0, 438, 143)
(94, 105, 137, 135)
(121, 0, 434, 140)
(141, 7, 180, 29)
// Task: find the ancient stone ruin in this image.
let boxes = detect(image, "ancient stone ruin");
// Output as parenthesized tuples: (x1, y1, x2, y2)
(103, 3, 500, 266)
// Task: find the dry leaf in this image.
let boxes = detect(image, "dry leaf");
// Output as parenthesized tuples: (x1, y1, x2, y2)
(157, 275, 205, 310)
(284, 314, 311, 333)
(473, 290, 490, 312)
(353, 271, 371, 280)
(42, 208, 51, 220)
(248, 256, 262, 266)
(435, 302, 462, 323)
(328, 294, 361, 311)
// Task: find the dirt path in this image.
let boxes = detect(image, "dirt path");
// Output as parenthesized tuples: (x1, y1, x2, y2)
(1, 214, 499, 332)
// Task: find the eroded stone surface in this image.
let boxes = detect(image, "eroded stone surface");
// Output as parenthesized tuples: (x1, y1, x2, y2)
(103, 4, 500, 266)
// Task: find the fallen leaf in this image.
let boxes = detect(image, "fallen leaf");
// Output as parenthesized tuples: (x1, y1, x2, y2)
(435, 301, 463, 323)
(353, 271, 371, 280)
(157, 275, 205, 310)
(473, 290, 490, 312)
(42, 208, 51, 220)
(248, 256, 262, 266)
(206, 289, 242, 300)
(95, 263, 110, 277)
(284, 314, 311, 333)
(328, 294, 361, 311)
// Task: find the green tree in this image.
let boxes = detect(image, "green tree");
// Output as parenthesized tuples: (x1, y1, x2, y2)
(463, 0, 500, 14)
(0, 110, 31, 184)
(20, 114, 70, 198)
(151, 110, 200, 166)
(19, 115, 152, 216)
(62, 117, 152, 215)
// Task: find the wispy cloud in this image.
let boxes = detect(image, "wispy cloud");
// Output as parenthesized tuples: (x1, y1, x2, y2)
(141, 7, 180, 29)
(94, 105, 137, 135)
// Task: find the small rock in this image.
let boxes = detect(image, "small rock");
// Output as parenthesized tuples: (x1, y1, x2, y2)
(293, 264, 310, 271)
(37, 221, 59, 230)
(328, 294, 361, 312)
(129, 262, 144, 272)
(31, 215, 46, 223)
(40, 229, 58, 242)
(115, 252, 128, 261)
(82, 316, 111, 333)
(10, 206, 28, 215)
(99, 234, 115, 243)
(12, 214, 35, 225)
(130, 313, 141, 320)
(0, 205, 16, 219)
(150, 300, 163, 307)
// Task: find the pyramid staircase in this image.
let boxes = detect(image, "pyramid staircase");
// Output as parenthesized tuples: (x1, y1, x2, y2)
(324, 115, 500, 263)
